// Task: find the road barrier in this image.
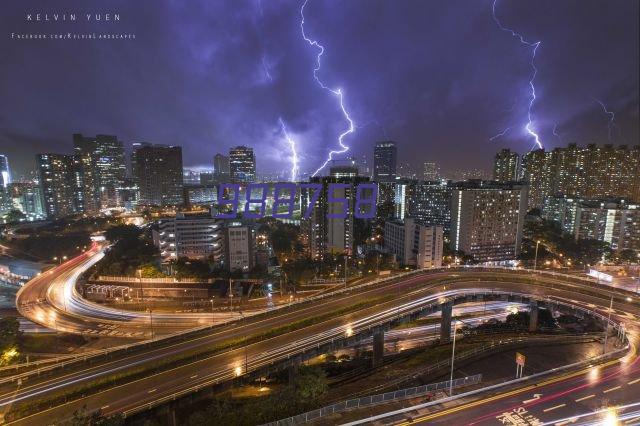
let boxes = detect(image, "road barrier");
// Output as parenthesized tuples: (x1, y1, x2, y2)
(267, 374, 482, 426)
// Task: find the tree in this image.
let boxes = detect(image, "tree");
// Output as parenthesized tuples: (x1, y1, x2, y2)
(104, 224, 142, 242)
(0, 317, 21, 351)
(294, 365, 328, 403)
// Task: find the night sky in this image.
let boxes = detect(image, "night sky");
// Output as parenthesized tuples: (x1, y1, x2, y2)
(1, 0, 638, 178)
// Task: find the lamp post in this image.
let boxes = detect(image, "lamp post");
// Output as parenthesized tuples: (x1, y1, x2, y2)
(533, 240, 540, 272)
(148, 308, 154, 340)
(449, 319, 458, 396)
(210, 297, 215, 325)
(603, 295, 613, 355)
(344, 255, 348, 291)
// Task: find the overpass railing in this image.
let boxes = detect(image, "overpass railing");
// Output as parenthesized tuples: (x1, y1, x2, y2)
(266, 374, 482, 426)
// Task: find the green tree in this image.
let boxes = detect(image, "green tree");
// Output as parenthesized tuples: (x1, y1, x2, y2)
(0, 316, 21, 351)
(294, 365, 328, 403)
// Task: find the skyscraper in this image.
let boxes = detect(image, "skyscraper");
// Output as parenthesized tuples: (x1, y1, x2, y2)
(423, 161, 440, 181)
(213, 154, 230, 182)
(229, 146, 256, 183)
(373, 141, 397, 183)
(450, 181, 528, 262)
(493, 148, 520, 182)
(73, 134, 126, 211)
(0, 155, 10, 188)
(36, 153, 84, 218)
(132, 143, 184, 206)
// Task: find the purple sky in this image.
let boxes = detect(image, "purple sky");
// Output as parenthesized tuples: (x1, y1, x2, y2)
(1, 0, 638, 178)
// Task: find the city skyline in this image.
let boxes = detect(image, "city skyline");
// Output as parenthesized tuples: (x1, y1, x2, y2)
(1, 0, 638, 177)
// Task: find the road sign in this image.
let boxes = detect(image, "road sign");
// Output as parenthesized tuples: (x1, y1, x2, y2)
(516, 352, 526, 367)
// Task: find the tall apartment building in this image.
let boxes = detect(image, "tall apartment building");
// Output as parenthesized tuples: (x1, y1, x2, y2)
(302, 174, 371, 258)
(521, 144, 640, 209)
(573, 200, 640, 251)
(493, 148, 520, 182)
(36, 153, 84, 218)
(225, 223, 255, 271)
(229, 146, 256, 183)
(542, 195, 584, 234)
(73, 134, 126, 211)
(394, 180, 452, 236)
(384, 218, 443, 268)
(450, 181, 528, 262)
(132, 143, 184, 206)
(0, 155, 10, 188)
(153, 211, 223, 262)
(373, 141, 397, 182)
(423, 162, 440, 181)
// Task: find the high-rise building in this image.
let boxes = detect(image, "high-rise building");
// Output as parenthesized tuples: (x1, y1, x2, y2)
(329, 165, 359, 178)
(493, 149, 520, 182)
(0, 155, 11, 188)
(302, 175, 371, 258)
(409, 180, 453, 236)
(423, 161, 440, 181)
(224, 222, 255, 271)
(521, 144, 640, 209)
(36, 153, 84, 218)
(153, 211, 223, 262)
(384, 218, 443, 268)
(542, 195, 584, 234)
(73, 134, 126, 211)
(373, 141, 397, 183)
(229, 146, 256, 183)
(8, 183, 45, 220)
(132, 143, 184, 206)
(213, 154, 231, 182)
(450, 181, 528, 262)
(573, 200, 640, 251)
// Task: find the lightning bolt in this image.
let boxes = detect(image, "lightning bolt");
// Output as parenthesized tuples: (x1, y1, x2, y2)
(300, 0, 355, 177)
(592, 97, 616, 142)
(279, 117, 299, 181)
(552, 122, 563, 143)
(492, 0, 543, 150)
(489, 126, 512, 141)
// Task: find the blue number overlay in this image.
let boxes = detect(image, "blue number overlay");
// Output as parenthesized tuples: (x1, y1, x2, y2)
(216, 183, 378, 220)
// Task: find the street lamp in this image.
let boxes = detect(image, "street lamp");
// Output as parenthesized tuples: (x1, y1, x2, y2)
(449, 319, 458, 396)
(210, 297, 215, 325)
(533, 240, 541, 271)
(147, 308, 154, 340)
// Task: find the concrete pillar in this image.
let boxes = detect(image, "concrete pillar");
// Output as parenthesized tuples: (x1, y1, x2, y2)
(440, 301, 453, 342)
(529, 301, 539, 332)
(288, 363, 298, 387)
(372, 330, 384, 367)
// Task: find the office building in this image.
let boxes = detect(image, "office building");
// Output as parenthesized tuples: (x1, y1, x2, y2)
(330, 165, 359, 178)
(213, 154, 231, 182)
(73, 134, 126, 211)
(132, 143, 184, 206)
(493, 149, 520, 182)
(450, 181, 528, 262)
(225, 222, 255, 271)
(373, 141, 397, 182)
(384, 218, 443, 268)
(229, 146, 256, 183)
(183, 185, 217, 206)
(36, 153, 84, 218)
(423, 161, 440, 181)
(153, 211, 223, 262)
(573, 200, 640, 251)
(0, 155, 10, 188)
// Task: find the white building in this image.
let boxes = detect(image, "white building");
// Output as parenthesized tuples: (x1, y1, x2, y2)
(574, 200, 640, 251)
(153, 211, 222, 262)
(384, 218, 443, 269)
(225, 223, 254, 271)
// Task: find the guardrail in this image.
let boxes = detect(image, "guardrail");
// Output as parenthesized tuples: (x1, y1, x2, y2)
(267, 374, 482, 426)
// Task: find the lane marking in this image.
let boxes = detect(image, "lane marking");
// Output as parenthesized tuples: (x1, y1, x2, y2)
(523, 393, 543, 404)
(575, 394, 595, 402)
(190, 375, 198, 379)
(603, 385, 621, 394)
(148, 388, 157, 394)
(628, 378, 640, 385)
(100, 405, 109, 410)
(544, 404, 566, 413)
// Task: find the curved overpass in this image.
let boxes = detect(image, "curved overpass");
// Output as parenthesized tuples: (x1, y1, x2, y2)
(2, 269, 638, 425)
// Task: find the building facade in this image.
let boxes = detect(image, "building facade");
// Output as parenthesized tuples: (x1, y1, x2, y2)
(373, 141, 397, 183)
(450, 181, 528, 262)
(36, 153, 84, 218)
(493, 148, 520, 182)
(225, 223, 254, 271)
(384, 218, 443, 268)
(573, 200, 640, 251)
(229, 146, 256, 183)
(153, 211, 223, 262)
(213, 154, 231, 182)
(132, 143, 184, 206)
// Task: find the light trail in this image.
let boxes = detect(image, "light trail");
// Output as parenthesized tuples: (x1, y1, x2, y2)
(300, 0, 355, 176)
(492, 0, 543, 150)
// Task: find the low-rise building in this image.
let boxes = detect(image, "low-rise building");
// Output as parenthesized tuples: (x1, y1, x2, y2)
(225, 222, 255, 271)
(384, 218, 443, 268)
(153, 211, 223, 262)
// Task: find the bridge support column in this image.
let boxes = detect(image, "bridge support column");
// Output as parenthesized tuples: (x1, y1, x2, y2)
(372, 329, 384, 367)
(529, 301, 539, 332)
(288, 363, 298, 387)
(440, 301, 453, 343)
